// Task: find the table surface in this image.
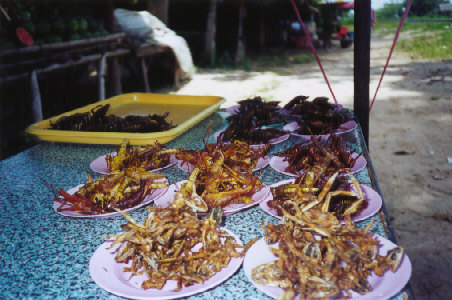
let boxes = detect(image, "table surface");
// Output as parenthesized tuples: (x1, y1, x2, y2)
(0, 110, 412, 299)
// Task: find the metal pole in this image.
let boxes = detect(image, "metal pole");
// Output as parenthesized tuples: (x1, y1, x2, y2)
(354, 0, 371, 146)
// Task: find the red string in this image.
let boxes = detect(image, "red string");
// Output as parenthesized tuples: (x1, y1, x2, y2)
(290, 0, 338, 104)
(369, 0, 412, 112)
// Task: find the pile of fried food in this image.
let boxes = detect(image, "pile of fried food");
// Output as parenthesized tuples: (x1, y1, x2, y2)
(283, 96, 352, 135)
(176, 139, 270, 173)
(269, 170, 368, 220)
(106, 199, 256, 291)
(49, 104, 175, 133)
(220, 97, 289, 144)
(106, 139, 178, 172)
(55, 168, 167, 214)
(252, 209, 404, 299)
(176, 145, 264, 212)
(228, 96, 287, 127)
(275, 135, 361, 175)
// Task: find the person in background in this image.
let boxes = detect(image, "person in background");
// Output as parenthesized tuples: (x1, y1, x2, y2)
(371, 8, 376, 29)
(290, 20, 303, 48)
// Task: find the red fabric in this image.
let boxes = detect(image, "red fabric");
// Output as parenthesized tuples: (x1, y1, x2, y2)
(339, 2, 354, 9)
(337, 26, 349, 40)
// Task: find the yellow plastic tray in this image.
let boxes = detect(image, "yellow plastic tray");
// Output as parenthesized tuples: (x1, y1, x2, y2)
(26, 93, 226, 145)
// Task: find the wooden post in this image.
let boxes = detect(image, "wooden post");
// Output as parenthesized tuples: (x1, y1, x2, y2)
(140, 57, 151, 93)
(30, 70, 43, 122)
(354, 0, 371, 146)
(98, 54, 107, 100)
(235, 0, 246, 64)
(110, 56, 122, 96)
(203, 0, 217, 65)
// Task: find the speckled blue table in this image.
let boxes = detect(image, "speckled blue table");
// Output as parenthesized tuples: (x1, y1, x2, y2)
(0, 111, 411, 299)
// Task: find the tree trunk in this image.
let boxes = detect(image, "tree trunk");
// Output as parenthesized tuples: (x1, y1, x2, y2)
(235, 0, 246, 64)
(258, 2, 265, 53)
(203, 0, 217, 66)
(146, 0, 169, 25)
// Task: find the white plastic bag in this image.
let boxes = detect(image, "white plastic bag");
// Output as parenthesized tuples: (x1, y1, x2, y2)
(114, 8, 154, 38)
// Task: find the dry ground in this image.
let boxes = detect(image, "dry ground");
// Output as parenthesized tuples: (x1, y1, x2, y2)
(171, 34, 452, 299)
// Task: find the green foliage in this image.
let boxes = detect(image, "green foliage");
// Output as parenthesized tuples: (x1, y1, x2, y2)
(376, 4, 405, 20)
(398, 27, 451, 60)
(79, 18, 88, 32)
(374, 20, 452, 60)
(292, 54, 316, 64)
(405, 0, 449, 16)
(217, 52, 233, 68)
(341, 17, 354, 27)
(52, 18, 65, 35)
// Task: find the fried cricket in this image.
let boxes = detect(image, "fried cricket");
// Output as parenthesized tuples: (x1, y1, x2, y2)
(105, 199, 256, 291)
(283, 96, 352, 135)
(275, 135, 361, 176)
(269, 170, 368, 220)
(176, 139, 270, 173)
(177, 148, 264, 212)
(175, 127, 265, 212)
(252, 209, 405, 299)
(106, 139, 178, 172)
(49, 104, 175, 133)
(55, 168, 167, 214)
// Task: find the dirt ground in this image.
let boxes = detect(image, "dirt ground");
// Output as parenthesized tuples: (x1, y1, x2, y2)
(172, 34, 452, 299)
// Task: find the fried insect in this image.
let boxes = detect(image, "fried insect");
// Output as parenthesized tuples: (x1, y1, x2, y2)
(176, 139, 270, 173)
(55, 168, 167, 214)
(105, 200, 256, 291)
(252, 209, 405, 299)
(106, 139, 178, 172)
(177, 156, 263, 212)
(284, 95, 336, 116)
(230, 96, 287, 127)
(220, 96, 289, 144)
(49, 104, 175, 133)
(176, 145, 264, 213)
(283, 96, 352, 135)
(269, 170, 368, 220)
(275, 134, 361, 175)
(173, 127, 265, 213)
(221, 124, 289, 145)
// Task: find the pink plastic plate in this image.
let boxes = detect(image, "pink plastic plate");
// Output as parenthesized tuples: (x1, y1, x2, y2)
(176, 156, 271, 173)
(155, 181, 270, 216)
(213, 129, 289, 147)
(243, 235, 412, 300)
(90, 228, 244, 300)
(90, 153, 177, 174)
(260, 179, 382, 222)
(53, 178, 168, 218)
(283, 120, 357, 140)
(269, 152, 366, 177)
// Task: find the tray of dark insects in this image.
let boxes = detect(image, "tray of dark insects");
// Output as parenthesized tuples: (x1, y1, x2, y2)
(26, 93, 225, 145)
